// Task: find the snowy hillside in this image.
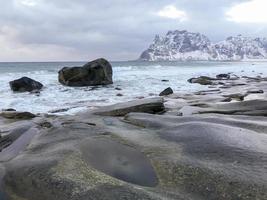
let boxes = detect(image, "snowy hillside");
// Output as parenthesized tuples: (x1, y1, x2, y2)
(139, 30, 267, 61)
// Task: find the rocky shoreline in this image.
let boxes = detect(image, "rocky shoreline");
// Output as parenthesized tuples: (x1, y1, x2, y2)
(0, 63, 267, 199)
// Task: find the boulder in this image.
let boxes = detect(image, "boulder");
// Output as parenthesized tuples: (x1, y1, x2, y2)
(159, 87, 173, 96)
(58, 58, 113, 87)
(93, 97, 165, 116)
(9, 77, 43, 92)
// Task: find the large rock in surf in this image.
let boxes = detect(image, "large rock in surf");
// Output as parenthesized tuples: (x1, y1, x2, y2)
(9, 77, 43, 92)
(58, 58, 113, 87)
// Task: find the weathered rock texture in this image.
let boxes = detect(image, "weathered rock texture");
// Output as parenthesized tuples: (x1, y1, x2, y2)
(1, 73, 267, 200)
(58, 58, 113, 87)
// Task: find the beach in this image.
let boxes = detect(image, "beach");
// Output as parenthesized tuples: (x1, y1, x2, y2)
(0, 60, 267, 200)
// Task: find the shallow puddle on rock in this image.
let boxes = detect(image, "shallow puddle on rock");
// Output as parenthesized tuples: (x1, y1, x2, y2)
(80, 138, 158, 187)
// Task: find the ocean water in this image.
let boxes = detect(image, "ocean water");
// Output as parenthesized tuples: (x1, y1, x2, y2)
(0, 61, 267, 114)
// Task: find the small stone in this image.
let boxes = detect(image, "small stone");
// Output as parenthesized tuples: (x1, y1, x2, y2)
(159, 87, 174, 96)
(216, 74, 230, 80)
(39, 121, 53, 129)
(177, 112, 183, 116)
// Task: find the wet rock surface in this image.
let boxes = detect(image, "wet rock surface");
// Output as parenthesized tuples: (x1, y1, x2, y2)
(80, 138, 158, 187)
(1, 73, 267, 200)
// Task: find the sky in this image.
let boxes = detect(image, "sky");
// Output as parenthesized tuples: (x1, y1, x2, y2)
(0, 0, 267, 62)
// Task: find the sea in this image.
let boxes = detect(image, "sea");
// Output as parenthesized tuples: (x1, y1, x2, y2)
(0, 61, 267, 115)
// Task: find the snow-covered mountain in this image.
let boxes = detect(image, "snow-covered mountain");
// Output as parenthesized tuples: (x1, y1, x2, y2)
(139, 30, 267, 61)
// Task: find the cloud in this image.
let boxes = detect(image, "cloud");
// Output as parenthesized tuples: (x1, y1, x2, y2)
(157, 5, 187, 21)
(226, 0, 267, 23)
(17, 0, 39, 7)
(0, 25, 84, 61)
(0, 0, 266, 61)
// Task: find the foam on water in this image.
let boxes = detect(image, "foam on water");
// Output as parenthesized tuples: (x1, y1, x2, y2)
(0, 61, 266, 114)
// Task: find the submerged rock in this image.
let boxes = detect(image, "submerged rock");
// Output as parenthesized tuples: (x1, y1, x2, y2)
(58, 58, 113, 87)
(9, 77, 43, 92)
(159, 87, 173, 96)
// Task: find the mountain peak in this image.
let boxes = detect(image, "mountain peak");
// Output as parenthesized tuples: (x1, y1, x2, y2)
(140, 30, 267, 61)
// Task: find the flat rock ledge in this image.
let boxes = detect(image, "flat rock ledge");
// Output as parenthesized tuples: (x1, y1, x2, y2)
(93, 97, 165, 116)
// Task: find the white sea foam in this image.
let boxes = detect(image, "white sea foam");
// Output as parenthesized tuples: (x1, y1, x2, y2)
(0, 61, 266, 114)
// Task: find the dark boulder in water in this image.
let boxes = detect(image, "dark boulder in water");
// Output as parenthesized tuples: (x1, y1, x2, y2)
(58, 58, 113, 87)
(159, 87, 173, 96)
(9, 77, 43, 92)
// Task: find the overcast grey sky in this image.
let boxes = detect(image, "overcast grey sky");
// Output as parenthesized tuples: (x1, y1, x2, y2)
(0, 0, 267, 61)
